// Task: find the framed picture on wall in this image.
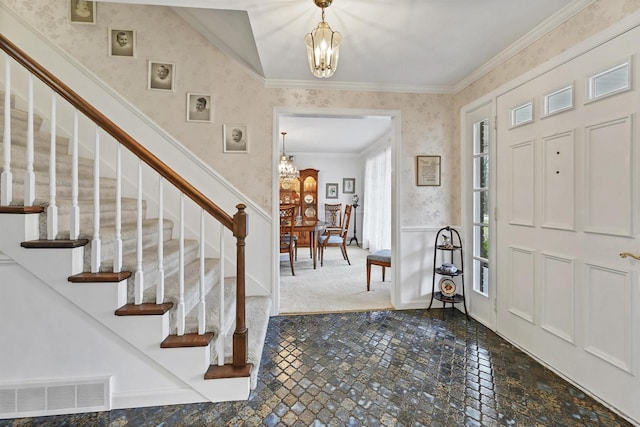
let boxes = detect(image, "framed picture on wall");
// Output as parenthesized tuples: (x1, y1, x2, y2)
(148, 61, 175, 91)
(416, 155, 441, 186)
(342, 178, 355, 194)
(223, 124, 248, 153)
(186, 93, 212, 123)
(108, 28, 135, 57)
(69, 0, 96, 24)
(326, 183, 338, 199)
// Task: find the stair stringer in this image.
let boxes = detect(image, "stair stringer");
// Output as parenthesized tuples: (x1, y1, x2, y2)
(0, 213, 251, 404)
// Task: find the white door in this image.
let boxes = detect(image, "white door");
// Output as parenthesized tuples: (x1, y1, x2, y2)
(464, 102, 496, 329)
(496, 26, 640, 421)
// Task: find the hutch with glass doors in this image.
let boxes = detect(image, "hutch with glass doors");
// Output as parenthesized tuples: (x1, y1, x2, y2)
(279, 168, 318, 247)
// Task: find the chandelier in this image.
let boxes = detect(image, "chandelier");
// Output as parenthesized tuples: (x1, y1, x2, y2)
(304, 0, 341, 78)
(279, 132, 299, 182)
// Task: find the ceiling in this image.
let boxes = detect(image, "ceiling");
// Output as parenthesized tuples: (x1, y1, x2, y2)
(103, 0, 590, 153)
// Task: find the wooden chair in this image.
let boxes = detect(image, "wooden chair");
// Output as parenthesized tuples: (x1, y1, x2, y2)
(366, 249, 391, 291)
(324, 203, 342, 229)
(279, 205, 297, 275)
(318, 204, 352, 266)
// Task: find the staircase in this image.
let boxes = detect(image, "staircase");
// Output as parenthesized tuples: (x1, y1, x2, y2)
(0, 34, 270, 416)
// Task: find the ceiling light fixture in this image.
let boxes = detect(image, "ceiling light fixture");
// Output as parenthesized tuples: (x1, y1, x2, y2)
(279, 131, 299, 182)
(304, 0, 341, 79)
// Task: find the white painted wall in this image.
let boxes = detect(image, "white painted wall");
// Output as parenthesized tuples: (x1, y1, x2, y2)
(0, 258, 204, 410)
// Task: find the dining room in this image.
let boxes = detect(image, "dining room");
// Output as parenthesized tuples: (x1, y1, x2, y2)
(276, 112, 393, 314)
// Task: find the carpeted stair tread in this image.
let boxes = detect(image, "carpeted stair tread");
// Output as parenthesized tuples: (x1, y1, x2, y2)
(185, 275, 236, 339)
(0, 91, 16, 108)
(93, 238, 199, 279)
(2, 144, 94, 172)
(145, 257, 222, 334)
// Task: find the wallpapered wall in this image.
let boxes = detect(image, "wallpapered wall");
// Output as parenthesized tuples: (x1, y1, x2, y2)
(4, 0, 640, 228)
(2, 0, 457, 227)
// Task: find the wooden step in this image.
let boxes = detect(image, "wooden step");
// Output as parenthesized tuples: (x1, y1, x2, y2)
(68, 271, 132, 282)
(0, 206, 44, 214)
(115, 302, 173, 316)
(161, 332, 214, 348)
(21, 239, 88, 248)
(204, 363, 252, 380)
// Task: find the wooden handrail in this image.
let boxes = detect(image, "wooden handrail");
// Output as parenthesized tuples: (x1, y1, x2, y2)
(1, 34, 249, 372)
(0, 34, 233, 230)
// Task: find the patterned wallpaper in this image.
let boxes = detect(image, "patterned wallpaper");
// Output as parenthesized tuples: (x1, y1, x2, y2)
(4, 0, 639, 228)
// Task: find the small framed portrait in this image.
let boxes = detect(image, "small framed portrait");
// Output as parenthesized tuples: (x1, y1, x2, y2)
(69, 0, 96, 24)
(342, 178, 355, 194)
(223, 124, 248, 153)
(186, 93, 212, 123)
(148, 61, 175, 91)
(326, 183, 339, 199)
(416, 155, 441, 186)
(109, 28, 136, 58)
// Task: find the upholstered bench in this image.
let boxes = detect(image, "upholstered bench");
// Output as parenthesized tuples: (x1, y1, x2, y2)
(366, 249, 391, 291)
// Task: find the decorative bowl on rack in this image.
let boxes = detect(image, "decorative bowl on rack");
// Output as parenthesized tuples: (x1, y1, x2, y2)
(440, 263, 458, 274)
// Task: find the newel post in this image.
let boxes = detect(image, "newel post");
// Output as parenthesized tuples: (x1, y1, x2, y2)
(232, 204, 248, 367)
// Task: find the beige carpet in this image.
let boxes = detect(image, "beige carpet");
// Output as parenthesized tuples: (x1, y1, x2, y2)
(279, 245, 393, 314)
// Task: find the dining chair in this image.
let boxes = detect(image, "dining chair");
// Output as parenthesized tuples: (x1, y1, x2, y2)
(324, 203, 342, 229)
(318, 204, 352, 266)
(279, 205, 297, 275)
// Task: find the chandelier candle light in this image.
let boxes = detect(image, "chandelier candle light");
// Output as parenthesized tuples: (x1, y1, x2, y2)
(305, 0, 341, 78)
(279, 131, 299, 182)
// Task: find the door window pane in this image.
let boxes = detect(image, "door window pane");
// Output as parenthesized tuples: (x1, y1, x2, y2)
(545, 86, 573, 115)
(589, 62, 630, 100)
(512, 102, 533, 126)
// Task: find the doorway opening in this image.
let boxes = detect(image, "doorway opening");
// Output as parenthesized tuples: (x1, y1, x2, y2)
(272, 107, 401, 315)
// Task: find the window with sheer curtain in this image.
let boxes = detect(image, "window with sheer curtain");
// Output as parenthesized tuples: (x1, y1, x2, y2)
(362, 146, 391, 252)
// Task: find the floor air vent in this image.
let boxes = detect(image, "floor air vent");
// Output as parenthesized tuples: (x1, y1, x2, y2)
(0, 377, 111, 419)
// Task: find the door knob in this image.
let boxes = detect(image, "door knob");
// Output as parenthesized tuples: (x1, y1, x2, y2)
(619, 252, 640, 261)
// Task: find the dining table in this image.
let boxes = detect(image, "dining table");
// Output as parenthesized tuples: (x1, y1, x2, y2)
(293, 219, 326, 269)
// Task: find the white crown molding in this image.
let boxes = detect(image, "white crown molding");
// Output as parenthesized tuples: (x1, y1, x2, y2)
(453, 0, 596, 93)
(264, 78, 456, 94)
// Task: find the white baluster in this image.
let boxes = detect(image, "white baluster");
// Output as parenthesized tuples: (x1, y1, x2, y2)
(134, 159, 144, 304)
(2, 54, 12, 206)
(217, 222, 225, 366)
(156, 176, 165, 303)
(113, 144, 123, 273)
(46, 92, 58, 239)
(198, 209, 206, 335)
(90, 126, 101, 272)
(176, 193, 185, 336)
(69, 109, 79, 239)
(23, 74, 34, 206)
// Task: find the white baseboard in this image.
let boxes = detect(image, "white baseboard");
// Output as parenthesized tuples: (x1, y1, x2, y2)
(111, 387, 207, 410)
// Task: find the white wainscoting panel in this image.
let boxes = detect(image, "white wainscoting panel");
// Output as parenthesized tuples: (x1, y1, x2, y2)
(542, 131, 575, 231)
(584, 262, 633, 373)
(584, 116, 633, 237)
(540, 253, 575, 343)
(509, 246, 535, 323)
